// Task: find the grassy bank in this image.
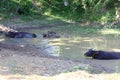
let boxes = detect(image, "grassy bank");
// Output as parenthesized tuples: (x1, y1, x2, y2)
(0, 14, 120, 36)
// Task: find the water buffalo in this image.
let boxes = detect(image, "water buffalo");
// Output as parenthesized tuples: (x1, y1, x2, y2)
(84, 49, 120, 60)
(0, 31, 4, 35)
(43, 31, 60, 38)
(5, 31, 37, 38)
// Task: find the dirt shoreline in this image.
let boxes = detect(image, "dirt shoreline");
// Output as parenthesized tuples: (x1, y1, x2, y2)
(0, 42, 91, 76)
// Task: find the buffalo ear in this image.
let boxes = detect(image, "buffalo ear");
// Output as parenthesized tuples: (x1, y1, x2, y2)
(89, 48, 95, 51)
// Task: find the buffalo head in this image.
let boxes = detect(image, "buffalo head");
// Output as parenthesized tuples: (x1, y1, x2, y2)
(84, 49, 97, 57)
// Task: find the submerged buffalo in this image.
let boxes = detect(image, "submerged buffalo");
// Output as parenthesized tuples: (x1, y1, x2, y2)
(43, 31, 60, 38)
(5, 31, 37, 38)
(84, 49, 120, 60)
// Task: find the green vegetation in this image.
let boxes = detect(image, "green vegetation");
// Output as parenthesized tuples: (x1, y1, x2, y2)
(0, 0, 42, 18)
(43, 0, 119, 22)
(0, 0, 120, 22)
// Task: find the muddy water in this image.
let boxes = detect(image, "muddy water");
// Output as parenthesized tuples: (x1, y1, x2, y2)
(1, 27, 120, 72)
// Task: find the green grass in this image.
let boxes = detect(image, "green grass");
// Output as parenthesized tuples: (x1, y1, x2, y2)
(71, 25, 120, 36)
(101, 29, 120, 35)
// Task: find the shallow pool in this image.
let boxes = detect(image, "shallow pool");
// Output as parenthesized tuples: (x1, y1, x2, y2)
(1, 26, 120, 72)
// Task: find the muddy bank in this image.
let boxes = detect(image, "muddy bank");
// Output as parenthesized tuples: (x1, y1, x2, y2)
(0, 42, 58, 58)
(0, 45, 115, 76)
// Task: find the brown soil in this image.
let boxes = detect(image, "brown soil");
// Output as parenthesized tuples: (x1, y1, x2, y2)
(0, 42, 90, 76)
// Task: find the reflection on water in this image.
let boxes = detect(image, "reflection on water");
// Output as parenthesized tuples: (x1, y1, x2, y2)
(1, 27, 120, 72)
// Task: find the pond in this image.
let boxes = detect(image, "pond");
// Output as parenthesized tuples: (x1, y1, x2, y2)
(1, 26, 120, 73)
